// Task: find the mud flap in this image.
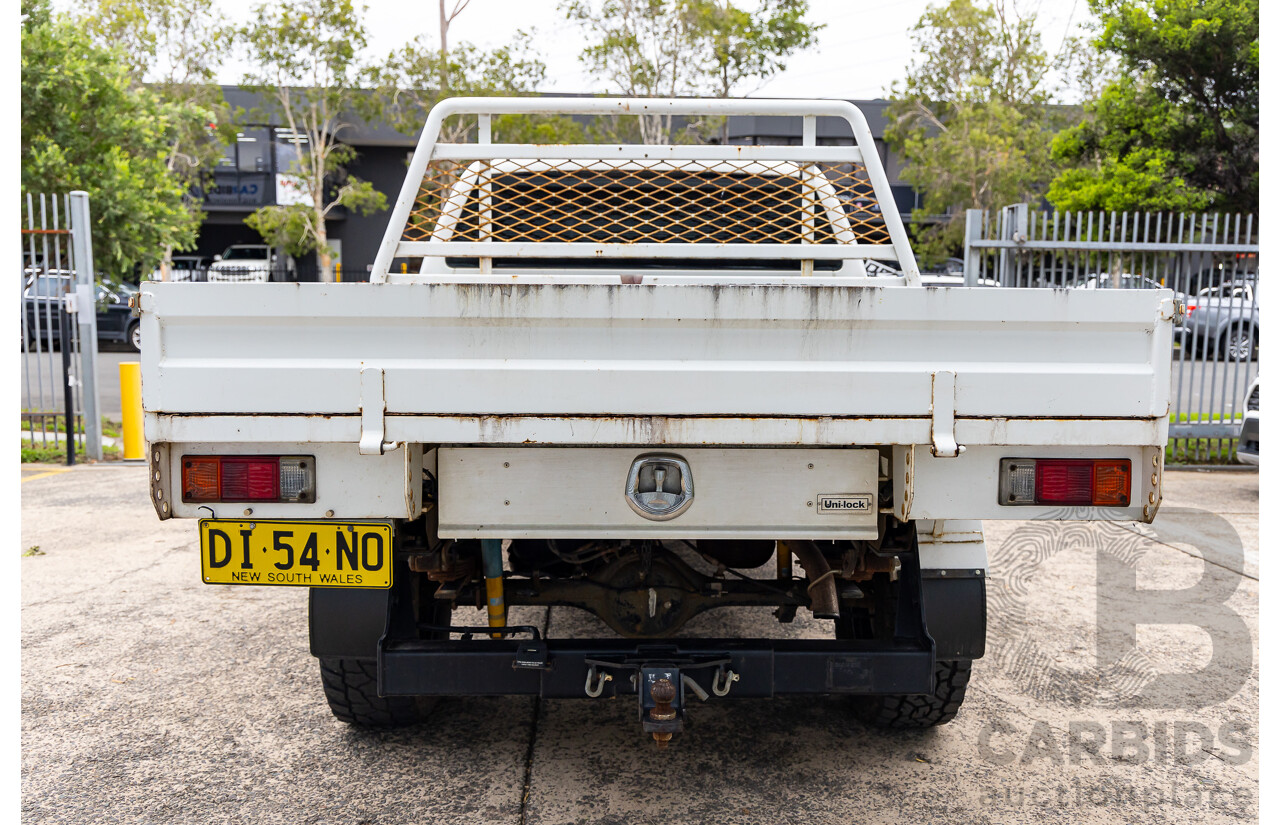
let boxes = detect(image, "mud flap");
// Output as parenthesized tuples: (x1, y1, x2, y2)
(921, 575, 986, 660)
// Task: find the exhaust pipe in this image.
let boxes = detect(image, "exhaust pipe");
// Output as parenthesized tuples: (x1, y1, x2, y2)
(789, 540, 839, 619)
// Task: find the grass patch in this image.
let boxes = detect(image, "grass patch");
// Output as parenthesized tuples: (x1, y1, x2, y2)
(21, 441, 122, 463)
(23, 546, 44, 557)
(20, 414, 122, 438)
(1171, 411, 1243, 424)
(1166, 439, 1237, 465)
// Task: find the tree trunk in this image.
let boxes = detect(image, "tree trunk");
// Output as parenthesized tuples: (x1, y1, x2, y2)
(438, 0, 450, 94)
(315, 193, 333, 282)
(159, 243, 175, 282)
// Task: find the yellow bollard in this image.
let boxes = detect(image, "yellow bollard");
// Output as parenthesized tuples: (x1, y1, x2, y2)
(119, 361, 144, 460)
(335, 262, 342, 283)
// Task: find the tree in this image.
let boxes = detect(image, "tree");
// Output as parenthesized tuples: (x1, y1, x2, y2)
(563, 0, 821, 144)
(436, 0, 471, 94)
(81, 0, 236, 279)
(21, 0, 200, 278)
(239, 0, 387, 282)
(689, 0, 821, 142)
(883, 0, 1079, 261)
(377, 31, 583, 145)
(694, 0, 819, 97)
(1047, 0, 1258, 213)
(562, 0, 704, 144)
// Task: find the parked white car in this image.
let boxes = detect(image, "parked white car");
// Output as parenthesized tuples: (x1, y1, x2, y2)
(206, 245, 295, 282)
(1076, 273, 1188, 302)
(919, 273, 1000, 287)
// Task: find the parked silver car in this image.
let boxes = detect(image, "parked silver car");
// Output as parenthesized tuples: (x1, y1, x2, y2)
(1183, 280, 1260, 362)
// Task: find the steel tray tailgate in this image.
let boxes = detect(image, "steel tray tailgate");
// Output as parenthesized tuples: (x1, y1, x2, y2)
(141, 281, 1173, 445)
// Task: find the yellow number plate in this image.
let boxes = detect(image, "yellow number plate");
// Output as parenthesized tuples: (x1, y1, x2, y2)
(199, 519, 392, 588)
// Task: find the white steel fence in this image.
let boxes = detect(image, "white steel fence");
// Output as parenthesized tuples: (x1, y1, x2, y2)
(20, 192, 103, 463)
(963, 205, 1259, 463)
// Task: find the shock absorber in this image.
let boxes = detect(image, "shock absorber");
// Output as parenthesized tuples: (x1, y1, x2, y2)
(480, 538, 506, 637)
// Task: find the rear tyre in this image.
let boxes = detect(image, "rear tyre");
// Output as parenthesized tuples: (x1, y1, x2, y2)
(319, 658, 424, 728)
(127, 321, 141, 352)
(853, 659, 972, 729)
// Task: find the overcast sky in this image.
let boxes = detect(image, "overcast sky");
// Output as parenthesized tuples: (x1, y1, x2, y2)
(60, 0, 1095, 101)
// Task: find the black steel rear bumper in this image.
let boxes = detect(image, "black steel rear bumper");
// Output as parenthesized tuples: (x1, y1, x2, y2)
(378, 637, 936, 697)
(311, 544, 985, 700)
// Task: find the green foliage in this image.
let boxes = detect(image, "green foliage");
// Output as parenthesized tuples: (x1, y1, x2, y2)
(243, 207, 317, 259)
(885, 0, 1077, 263)
(562, 0, 820, 143)
(562, 0, 702, 143)
(81, 0, 236, 277)
(239, 0, 385, 279)
(21, 0, 201, 277)
(81, 0, 236, 179)
(246, 177, 386, 259)
(691, 0, 821, 98)
(378, 31, 584, 144)
(1047, 148, 1212, 212)
(1048, 0, 1258, 213)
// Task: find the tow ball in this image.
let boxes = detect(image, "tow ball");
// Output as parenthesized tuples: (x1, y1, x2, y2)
(640, 667, 683, 748)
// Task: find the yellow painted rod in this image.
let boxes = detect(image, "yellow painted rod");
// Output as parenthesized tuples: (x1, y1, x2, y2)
(777, 541, 793, 580)
(119, 361, 144, 460)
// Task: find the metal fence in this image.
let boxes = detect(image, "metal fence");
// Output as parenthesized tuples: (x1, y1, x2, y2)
(21, 192, 103, 463)
(963, 205, 1259, 463)
(157, 263, 299, 283)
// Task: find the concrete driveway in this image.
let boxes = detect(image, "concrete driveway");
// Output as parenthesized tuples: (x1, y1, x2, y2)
(21, 466, 1257, 823)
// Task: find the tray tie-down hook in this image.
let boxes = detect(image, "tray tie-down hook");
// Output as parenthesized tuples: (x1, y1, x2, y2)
(712, 666, 739, 697)
(584, 665, 613, 698)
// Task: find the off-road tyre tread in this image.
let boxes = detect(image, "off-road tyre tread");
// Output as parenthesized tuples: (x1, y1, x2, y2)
(855, 660, 971, 729)
(319, 657, 422, 728)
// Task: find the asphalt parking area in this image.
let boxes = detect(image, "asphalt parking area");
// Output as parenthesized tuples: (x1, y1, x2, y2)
(21, 465, 1258, 824)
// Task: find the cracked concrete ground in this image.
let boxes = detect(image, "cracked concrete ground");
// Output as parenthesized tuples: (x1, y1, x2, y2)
(22, 464, 1257, 824)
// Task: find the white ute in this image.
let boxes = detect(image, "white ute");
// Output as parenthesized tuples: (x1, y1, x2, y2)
(139, 98, 1174, 742)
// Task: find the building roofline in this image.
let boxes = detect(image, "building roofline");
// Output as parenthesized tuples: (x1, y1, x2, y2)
(219, 85, 895, 147)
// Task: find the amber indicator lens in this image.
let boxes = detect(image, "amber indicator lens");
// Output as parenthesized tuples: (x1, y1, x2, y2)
(182, 457, 221, 502)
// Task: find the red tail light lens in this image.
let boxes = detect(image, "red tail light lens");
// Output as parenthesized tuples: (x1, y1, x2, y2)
(1000, 458, 1131, 507)
(218, 457, 279, 501)
(1035, 459, 1094, 505)
(181, 455, 313, 503)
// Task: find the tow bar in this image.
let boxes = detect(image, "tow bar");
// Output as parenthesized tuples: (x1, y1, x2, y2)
(580, 656, 738, 747)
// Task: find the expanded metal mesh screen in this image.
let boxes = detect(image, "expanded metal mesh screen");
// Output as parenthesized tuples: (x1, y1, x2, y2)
(403, 159, 889, 246)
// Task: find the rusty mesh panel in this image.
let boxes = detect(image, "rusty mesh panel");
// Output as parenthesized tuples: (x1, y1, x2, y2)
(402, 159, 888, 246)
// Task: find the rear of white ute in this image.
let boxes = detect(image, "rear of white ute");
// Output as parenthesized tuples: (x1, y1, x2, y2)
(139, 97, 1173, 743)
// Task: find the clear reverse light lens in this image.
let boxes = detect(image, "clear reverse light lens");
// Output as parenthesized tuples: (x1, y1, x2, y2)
(999, 459, 1036, 504)
(278, 456, 315, 502)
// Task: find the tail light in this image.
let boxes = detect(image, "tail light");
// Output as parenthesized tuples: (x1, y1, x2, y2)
(999, 458, 1130, 507)
(182, 455, 315, 503)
